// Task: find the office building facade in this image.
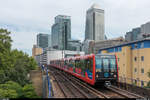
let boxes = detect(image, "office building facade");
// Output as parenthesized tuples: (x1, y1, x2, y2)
(125, 27, 141, 42)
(67, 40, 82, 51)
(99, 38, 150, 87)
(51, 15, 71, 50)
(125, 21, 150, 41)
(32, 45, 43, 58)
(85, 4, 105, 41)
(141, 22, 150, 34)
(37, 33, 51, 49)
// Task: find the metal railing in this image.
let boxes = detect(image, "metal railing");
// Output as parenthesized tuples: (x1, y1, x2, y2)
(41, 65, 52, 98)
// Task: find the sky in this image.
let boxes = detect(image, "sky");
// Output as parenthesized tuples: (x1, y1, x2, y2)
(0, 0, 150, 56)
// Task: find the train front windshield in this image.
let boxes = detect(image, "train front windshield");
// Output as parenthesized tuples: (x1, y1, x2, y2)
(95, 55, 117, 79)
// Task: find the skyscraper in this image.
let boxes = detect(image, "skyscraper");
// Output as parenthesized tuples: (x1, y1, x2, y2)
(141, 22, 150, 34)
(51, 15, 71, 50)
(85, 3, 105, 41)
(37, 33, 51, 49)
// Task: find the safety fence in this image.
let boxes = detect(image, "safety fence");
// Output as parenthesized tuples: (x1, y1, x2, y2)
(116, 76, 150, 98)
(41, 65, 52, 98)
(118, 76, 149, 88)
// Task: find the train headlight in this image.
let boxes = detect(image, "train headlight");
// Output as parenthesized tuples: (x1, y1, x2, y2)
(96, 69, 101, 72)
(96, 74, 99, 78)
(114, 75, 116, 78)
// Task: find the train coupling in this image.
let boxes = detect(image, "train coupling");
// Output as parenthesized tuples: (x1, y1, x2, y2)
(104, 81, 111, 87)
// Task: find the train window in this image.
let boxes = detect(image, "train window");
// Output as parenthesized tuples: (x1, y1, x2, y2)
(69, 60, 72, 67)
(61, 60, 64, 67)
(80, 59, 85, 76)
(75, 60, 80, 68)
(72, 60, 75, 68)
(96, 57, 102, 69)
(85, 58, 93, 72)
(64, 60, 67, 66)
(110, 59, 116, 72)
(103, 59, 109, 72)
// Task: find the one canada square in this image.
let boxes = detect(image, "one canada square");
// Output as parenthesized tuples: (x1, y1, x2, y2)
(85, 4, 105, 41)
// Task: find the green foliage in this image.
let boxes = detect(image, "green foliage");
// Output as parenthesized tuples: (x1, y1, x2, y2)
(0, 29, 12, 84)
(0, 89, 18, 98)
(7, 49, 37, 86)
(0, 28, 12, 52)
(0, 81, 39, 98)
(0, 28, 39, 98)
(22, 84, 39, 98)
(0, 28, 37, 85)
(0, 81, 21, 98)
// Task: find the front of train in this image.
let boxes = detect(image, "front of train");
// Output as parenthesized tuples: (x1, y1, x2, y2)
(95, 54, 118, 86)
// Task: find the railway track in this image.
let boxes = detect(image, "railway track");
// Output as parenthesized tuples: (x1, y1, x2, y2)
(48, 66, 145, 98)
(106, 85, 144, 98)
(50, 70, 94, 98)
(49, 67, 109, 98)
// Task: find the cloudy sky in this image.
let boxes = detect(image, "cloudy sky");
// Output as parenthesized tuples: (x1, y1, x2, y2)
(0, 0, 150, 56)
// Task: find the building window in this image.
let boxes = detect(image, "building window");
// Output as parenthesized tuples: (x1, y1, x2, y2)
(134, 68, 137, 73)
(134, 44, 137, 49)
(134, 57, 137, 61)
(141, 56, 144, 61)
(135, 80, 137, 85)
(141, 42, 144, 48)
(141, 68, 144, 73)
(141, 81, 144, 87)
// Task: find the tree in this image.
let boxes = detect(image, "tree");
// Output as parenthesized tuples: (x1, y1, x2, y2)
(0, 28, 38, 98)
(0, 89, 18, 98)
(7, 49, 37, 86)
(22, 84, 38, 98)
(0, 29, 12, 84)
(0, 28, 37, 85)
(0, 81, 22, 98)
(0, 28, 12, 52)
(0, 81, 39, 98)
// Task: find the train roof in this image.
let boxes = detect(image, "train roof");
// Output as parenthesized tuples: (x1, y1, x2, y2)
(50, 53, 116, 62)
(95, 54, 116, 56)
(51, 54, 95, 61)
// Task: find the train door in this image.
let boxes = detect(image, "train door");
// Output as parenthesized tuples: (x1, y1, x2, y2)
(85, 58, 93, 79)
(103, 59, 109, 78)
(95, 57, 103, 78)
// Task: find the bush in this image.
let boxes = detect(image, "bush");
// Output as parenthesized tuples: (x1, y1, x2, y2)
(0, 81, 22, 98)
(0, 81, 39, 98)
(0, 89, 18, 98)
(22, 84, 39, 98)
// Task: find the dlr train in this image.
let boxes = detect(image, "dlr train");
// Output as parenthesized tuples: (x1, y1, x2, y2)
(50, 54, 119, 86)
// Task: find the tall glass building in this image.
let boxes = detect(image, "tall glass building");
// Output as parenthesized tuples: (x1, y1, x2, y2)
(125, 27, 141, 41)
(37, 33, 51, 49)
(85, 4, 105, 41)
(51, 15, 71, 50)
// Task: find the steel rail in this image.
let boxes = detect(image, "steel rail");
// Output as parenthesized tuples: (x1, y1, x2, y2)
(108, 85, 145, 98)
(57, 71, 93, 98)
(51, 72, 69, 98)
(60, 70, 110, 98)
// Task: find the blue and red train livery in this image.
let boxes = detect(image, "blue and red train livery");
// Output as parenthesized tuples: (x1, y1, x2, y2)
(50, 54, 119, 86)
